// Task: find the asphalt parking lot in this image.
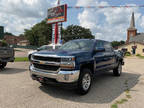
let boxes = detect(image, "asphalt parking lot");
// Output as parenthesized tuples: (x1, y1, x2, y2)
(0, 58, 144, 108)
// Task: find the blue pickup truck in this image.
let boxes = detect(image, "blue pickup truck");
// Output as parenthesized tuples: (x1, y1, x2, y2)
(29, 39, 124, 94)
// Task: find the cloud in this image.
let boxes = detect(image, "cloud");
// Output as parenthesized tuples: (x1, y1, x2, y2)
(140, 16, 144, 29)
(0, 0, 55, 35)
(77, 0, 142, 41)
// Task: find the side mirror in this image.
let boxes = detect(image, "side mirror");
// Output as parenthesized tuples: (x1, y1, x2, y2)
(37, 48, 40, 51)
(94, 47, 105, 53)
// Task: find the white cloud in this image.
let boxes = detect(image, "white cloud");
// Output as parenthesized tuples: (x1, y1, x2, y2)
(77, 0, 142, 41)
(77, 0, 98, 6)
(140, 16, 144, 29)
(0, 0, 55, 35)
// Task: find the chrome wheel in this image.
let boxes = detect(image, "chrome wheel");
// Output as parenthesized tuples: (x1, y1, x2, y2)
(82, 73, 91, 91)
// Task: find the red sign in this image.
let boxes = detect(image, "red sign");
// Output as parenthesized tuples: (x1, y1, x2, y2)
(47, 4, 67, 24)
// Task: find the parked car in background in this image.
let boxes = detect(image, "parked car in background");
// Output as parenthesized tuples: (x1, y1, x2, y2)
(0, 40, 15, 68)
(29, 39, 124, 95)
(28, 44, 62, 60)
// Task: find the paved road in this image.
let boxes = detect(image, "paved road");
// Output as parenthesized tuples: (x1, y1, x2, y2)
(15, 48, 31, 57)
(0, 58, 144, 108)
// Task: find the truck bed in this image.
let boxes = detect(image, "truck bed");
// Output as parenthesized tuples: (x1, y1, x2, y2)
(0, 47, 14, 62)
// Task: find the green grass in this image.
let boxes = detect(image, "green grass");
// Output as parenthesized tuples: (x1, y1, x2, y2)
(15, 57, 29, 62)
(111, 79, 132, 108)
(126, 95, 132, 99)
(139, 56, 144, 59)
(135, 54, 144, 59)
(116, 99, 128, 104)
(125, 89, 130, 94)
(111, 104, 118, 108)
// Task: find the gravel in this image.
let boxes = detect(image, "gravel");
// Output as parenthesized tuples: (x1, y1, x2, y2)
(0, 58, 144, 108)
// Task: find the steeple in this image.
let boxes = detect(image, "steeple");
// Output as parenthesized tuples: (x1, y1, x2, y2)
(127, 12, 137, 43)
(129, 12, 136, 29)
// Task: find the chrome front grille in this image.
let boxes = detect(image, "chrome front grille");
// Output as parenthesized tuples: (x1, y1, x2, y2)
(33, 55, 61, 62)
(31, 55, 61, 73)
(33, 63, 60, 72)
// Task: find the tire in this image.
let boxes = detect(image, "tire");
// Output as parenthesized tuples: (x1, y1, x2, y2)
(40, 82, 47, 86)
(77, 68, 92, 95)
(113, 62, 122, 76)
(28, 54, 31, 61)
(0, 62, 7, 69)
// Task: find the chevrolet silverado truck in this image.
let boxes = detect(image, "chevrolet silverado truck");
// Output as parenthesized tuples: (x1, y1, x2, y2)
(29, 39, 124, 94)
(0, 41, 15, 68)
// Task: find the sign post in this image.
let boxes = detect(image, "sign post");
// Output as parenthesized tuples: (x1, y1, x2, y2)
(47, 3, 67, 45)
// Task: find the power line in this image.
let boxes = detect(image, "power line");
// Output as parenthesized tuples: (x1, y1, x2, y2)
(67, 5, 144, 9)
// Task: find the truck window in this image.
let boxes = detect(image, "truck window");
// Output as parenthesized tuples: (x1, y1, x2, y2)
(59, 40, 94, 51)
(95, 41, 104, 49)
(104, 42, 113, 52)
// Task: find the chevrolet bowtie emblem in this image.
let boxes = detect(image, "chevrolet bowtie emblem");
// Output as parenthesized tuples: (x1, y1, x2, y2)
(39, 61, 45, 64)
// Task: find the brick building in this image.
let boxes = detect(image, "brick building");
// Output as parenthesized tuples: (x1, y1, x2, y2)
(118, 12, 144, 56)
(4, 35, 28, 45)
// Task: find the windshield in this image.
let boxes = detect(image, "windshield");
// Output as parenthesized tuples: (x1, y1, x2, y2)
(39, 46, 46, 50)
(39, 46, 53, 50)
(59, 40, 94, 51)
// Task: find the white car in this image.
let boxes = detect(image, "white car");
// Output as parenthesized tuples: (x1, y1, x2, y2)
(28, 44, 62, 60)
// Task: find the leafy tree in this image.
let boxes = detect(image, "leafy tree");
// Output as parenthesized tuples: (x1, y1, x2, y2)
(111, 40, 125, 48)
(24, 19, 52, 46)
(120, 40, 125, 45)
(62, 25, 94, 42)
(4, 32, 14, 36)
(24, 22, 94, 46)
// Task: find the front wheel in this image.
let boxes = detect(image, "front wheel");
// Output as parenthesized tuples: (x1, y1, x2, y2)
(0, 62, 7, 69)
(28, 54, 32, 61)
(77, 68, 92, 95)
(113, 63, 122, 76)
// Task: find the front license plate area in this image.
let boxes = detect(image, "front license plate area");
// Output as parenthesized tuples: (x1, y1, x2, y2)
(38, 77, 44, 82)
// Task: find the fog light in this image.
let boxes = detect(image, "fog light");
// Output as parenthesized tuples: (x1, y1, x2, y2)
(64, 74, 69, 81)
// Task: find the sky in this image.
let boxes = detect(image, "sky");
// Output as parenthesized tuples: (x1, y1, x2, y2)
(0, 0, 144, 41)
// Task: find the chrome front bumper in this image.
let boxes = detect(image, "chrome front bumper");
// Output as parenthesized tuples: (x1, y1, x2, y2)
(29, 65, 80, 83)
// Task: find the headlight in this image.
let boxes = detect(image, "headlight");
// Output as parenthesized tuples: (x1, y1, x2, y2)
(61, 57, 75, 62)
(60, 57, 75, 69)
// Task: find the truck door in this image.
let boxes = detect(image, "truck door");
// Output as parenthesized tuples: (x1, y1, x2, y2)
(93, 41, 107, 71)
(103, 42, 115, 69)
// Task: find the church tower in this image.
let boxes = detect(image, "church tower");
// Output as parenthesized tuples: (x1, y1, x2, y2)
(127, 12, 137, 43)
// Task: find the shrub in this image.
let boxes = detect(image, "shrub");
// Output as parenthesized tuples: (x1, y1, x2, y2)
(136, 54, 141, 56)
(0, 40, 8, 47)
(125, 52, 131, 56)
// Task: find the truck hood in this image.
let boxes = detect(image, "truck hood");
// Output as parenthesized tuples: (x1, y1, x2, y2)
(33, 49, 91, 57)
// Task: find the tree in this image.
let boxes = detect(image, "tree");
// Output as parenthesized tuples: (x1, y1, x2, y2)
(111, 40, 125, 48)
(24, 19, 52, 46)
(4, 32, 14, 36)
(62, 25, 94, 42)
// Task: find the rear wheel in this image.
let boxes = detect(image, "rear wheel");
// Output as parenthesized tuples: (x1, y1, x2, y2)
(113, 62, 122, 76)
(77, 68, 92, 95)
